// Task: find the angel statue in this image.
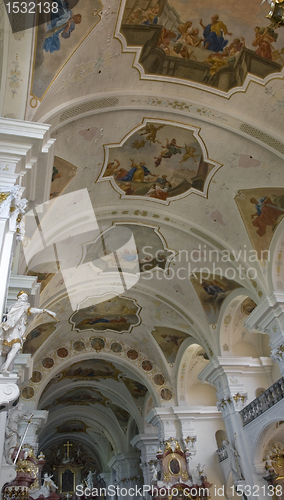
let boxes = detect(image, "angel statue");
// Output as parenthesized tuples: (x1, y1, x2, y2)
(0, 291, 56, 373)
(31, 473, 58, 499)
(149, 462, 158, 483)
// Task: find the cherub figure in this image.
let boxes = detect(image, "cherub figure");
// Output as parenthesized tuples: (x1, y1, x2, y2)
(140, 124, 164, 144)
(32, 473, 58, 499)
(180, 145, 199, 164)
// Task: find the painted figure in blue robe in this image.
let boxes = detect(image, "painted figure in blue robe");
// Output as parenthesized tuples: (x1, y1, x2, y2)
(200, 14, 232, 52)
(119, 159, 156, 182)
(142, 4, 160, 25)
(155, 138, 182, 167)
(201, 279, 227, 298)
(43, 0, 82, 53)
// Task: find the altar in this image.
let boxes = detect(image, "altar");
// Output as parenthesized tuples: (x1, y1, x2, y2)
(151, 439, 212, 500)
(53, 442, 82, 494)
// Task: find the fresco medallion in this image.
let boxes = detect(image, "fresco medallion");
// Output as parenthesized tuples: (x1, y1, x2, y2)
(99, 120, 220, 203)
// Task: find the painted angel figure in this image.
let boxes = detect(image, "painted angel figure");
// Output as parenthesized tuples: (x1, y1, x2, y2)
(0, 291, 56, 373)
(43, 0, 82, 53)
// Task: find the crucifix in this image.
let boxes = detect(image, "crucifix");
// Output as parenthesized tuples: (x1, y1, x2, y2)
(64, 441, 73, 460)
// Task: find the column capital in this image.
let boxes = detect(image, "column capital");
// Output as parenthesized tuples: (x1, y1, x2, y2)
(130, 434, 159, 451)
(146, 407, 179, 441)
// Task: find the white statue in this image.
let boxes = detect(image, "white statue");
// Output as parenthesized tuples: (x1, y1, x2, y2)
(0, 186, 27, 240)
(10, 189, 28, 242)
(222, 440, 243, 482)
(31, 473, 58, 499)
(265, 455, 276, 475)
(0, 291, 56, 373)
(86, 470, 96, 489)
(149, 462, 158, 483)
(5, 403, 33, 464)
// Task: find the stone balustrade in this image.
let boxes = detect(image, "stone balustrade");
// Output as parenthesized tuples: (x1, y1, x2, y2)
(240, 377, 284, 426)
(216, 446, 228, 463)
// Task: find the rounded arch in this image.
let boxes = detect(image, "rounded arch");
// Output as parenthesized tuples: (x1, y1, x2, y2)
(253, 414, 284, 472)
(25, 347, 164, 409)
(176, 342, 210, 405)
(217, 290, 260, 357)
(39, 405, 126, 456)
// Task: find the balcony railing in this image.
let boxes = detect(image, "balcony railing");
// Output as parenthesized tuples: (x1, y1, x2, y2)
(216, 446, 228, 463)
(240, 377, 284, 426)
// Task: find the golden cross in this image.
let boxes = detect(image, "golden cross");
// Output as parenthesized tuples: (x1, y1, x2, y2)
(64, 441, 73, 459)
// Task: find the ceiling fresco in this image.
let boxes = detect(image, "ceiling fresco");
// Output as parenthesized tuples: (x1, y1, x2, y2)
(108, 403, 130, 428)
(23, 322, 57, 355)
(50, 156, 78, 199)
(241, 297, 257, 316)
(82, 223, 175, 274)
(70, 296, 141, 333)
(236, 188, 284, 260)
(31, 0, 102, 100)
(27, 271, 55, 292)
(42, 387, 108, 411)
(191, 273, 242, 325)
(40, 359, 122, 399)
(13, 0, 284, 468)
(122, 377, 148, 402)
(56, 420, 89, 433)
(99, 120, 220, 202)
(151, 326, 191, 363)
(118, 0, 284, 92)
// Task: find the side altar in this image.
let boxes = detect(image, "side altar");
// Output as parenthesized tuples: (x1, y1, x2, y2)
(151, 439, 212, 500)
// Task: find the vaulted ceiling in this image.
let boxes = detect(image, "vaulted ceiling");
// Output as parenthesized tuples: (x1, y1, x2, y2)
(7, 0, 284, 464)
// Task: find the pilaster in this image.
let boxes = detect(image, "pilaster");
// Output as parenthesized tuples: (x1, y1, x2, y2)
(199, 358, 267, 497)
(131, 434, 159, 486)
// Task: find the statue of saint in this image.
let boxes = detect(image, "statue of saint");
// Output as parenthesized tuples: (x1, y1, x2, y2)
(222, 439, 243, 481)
(5, 403, 33, 464)
(0, 291, 56, 373)
(86, 470, 96, 489)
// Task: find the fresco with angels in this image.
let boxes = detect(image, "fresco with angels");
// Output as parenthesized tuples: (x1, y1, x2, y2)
(100, 121, 219, 202)
(118, 0, 284, 92)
